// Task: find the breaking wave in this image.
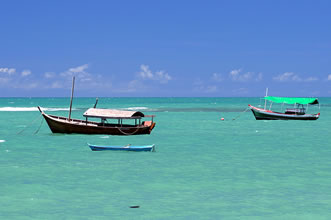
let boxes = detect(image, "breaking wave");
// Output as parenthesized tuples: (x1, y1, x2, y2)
(0, 107, 75, 112)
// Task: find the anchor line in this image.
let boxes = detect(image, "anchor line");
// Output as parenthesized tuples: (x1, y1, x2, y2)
(232, 107, 250, 121)
(34, 118, 44, 135)
(17, 114, 43, 135)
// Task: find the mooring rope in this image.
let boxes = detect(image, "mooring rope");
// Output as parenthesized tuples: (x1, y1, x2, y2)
(115, 126, 141, 135)
(17, 114, 43, 135)
(232, 107, 250, 121)
(34, 118, 44, 135)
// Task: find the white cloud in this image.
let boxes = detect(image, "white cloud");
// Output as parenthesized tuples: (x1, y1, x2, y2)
(127, 80, 143, 92)
(50, 81, 63, 89)
(138, 64, 172, 83)
(212, 73, 223, 82)
(193, 78, 218, 93)
(155, 70, 172, 83)
(60, 64, 92, 82)
(139, 64, 153, 79)
(44, 72, 55, 78)
(68, 64, 89, 73)
(273, 72, 318, 82)
(305, 77, 318, 82)
(0, 77, 10, 84)
(256, 72, 263, 81)
(25, 83, 38, 89)
(205, 85, 218, 93)
(0, 64, 114, 92)
(229, 69, 242, 80)
(0, 68, 16, 75)
(229, 69, 262, 82)
(273, 72, 300, 81)
(21, 69, 31, 77)
(328, 74, 331, 81)
(232, 87, 249, 95)
(13, 82, 38, 89)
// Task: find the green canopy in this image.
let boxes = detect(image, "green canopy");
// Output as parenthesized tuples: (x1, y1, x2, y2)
(264, 96, 319, 105)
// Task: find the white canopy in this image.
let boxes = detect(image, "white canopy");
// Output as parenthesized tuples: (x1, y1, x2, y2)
(83, 108, 145, 119)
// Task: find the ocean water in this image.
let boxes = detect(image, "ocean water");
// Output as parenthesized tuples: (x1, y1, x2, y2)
(1, 97, 331, 220)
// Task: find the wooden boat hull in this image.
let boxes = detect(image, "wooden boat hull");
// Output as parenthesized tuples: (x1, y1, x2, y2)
(41, 112, 155, 135)
(88, 144, 155, 152)
(248, 105, 320, 120)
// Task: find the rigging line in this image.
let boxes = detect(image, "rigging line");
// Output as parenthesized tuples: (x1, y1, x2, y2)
(232, 107, 250, 121)
(17, 114, 43, 135)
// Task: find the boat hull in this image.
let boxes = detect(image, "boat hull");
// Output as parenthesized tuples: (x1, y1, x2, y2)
(41, 112, 155, 135)
(248, 105, 320, 120)
(88, 144, 155, 152)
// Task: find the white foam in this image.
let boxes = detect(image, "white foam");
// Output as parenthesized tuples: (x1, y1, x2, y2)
(0, 140, 5, 143)
(100, 136, 109, 139)
(44, 108, 74, 112)
(0, 107, 74, 112)
(126, 107, 148, 110)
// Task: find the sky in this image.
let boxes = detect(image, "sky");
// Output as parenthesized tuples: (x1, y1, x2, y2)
(0, 0, 330, 97)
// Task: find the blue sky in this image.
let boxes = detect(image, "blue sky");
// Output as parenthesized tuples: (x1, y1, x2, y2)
(1, 0, 330, 97)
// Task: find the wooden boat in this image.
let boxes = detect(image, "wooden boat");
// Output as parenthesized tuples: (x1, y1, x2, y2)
(38, 107, 156, 135)
(248, 104, 320, 120)
(38, 77, 156, 135)
(88, 144, 155, 152)
(249, 91, 320, 120)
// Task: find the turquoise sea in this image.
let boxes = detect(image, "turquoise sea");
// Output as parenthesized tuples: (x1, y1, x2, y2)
(1, 97, 331, 220)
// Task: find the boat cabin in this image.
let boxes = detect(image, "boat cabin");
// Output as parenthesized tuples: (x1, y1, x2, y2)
(83, 108, 155, 127)
(285, 104, 306, 115)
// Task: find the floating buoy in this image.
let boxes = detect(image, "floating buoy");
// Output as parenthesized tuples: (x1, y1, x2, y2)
(221, 118, 224, 121)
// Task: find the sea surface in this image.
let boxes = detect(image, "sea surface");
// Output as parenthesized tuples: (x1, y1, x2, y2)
(1, 97, 331, 220)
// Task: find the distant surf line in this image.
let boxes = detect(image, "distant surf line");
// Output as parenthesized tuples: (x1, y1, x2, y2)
(0, 107, 77, 112)
(0, 106, 250, 113)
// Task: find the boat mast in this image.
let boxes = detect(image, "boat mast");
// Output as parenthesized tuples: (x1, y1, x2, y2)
(94, 98, 99, 108)
(264, 88, 268, 110)
(69, 76, 75, 121)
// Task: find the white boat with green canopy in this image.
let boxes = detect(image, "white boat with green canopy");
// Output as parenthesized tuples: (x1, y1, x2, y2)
(248, 91, 320, 120)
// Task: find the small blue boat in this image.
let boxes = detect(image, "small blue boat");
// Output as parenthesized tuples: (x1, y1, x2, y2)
(88, 144, 155, 152)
